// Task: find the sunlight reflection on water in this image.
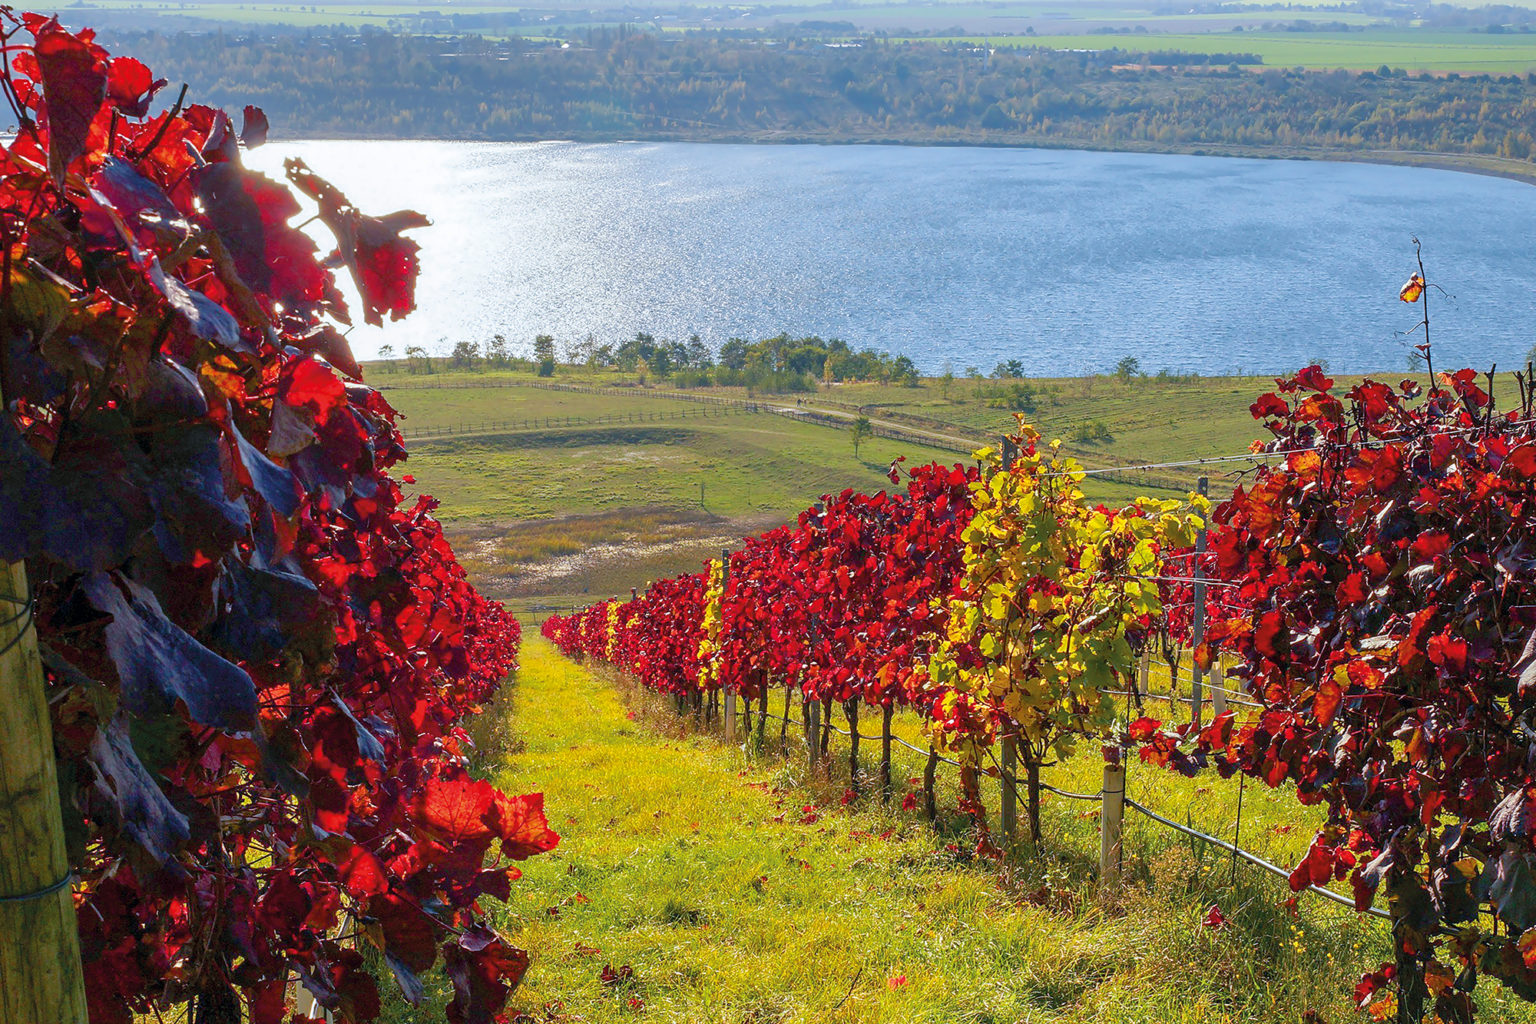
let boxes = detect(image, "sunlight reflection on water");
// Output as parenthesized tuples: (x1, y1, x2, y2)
(246, 141, 1536, 376)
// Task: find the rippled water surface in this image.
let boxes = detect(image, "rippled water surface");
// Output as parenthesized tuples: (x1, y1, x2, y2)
(248, 141, 1536, 375)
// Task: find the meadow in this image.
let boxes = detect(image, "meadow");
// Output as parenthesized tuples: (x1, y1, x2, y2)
(380, 366, 1409, 612)
(979, 29, 1536, 73)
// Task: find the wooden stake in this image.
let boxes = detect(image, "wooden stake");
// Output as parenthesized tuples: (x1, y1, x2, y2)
(845, 701, 859, 794)
(1099, 756, 1126, 889)
(1000, 731, 1017, 842)
(0, 557, 89, 1024)
(880, 704, 893, 805)
(1211, 656, 1227, 717)
(923, 746, 939, 821)
(807, 695, 820, 772)
(1025, 760, 1042, 844)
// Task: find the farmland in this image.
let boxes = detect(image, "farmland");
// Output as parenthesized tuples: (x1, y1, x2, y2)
(379, 368, 1299, 612)
(981, 29, 1536, 73)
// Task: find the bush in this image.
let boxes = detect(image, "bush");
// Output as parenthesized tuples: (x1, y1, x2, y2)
(1067, 419, 1114, 443)
(985, 381, 1038, 412)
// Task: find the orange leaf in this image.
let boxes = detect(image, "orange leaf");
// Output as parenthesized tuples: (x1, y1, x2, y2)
(1399, 274, 1424, 303)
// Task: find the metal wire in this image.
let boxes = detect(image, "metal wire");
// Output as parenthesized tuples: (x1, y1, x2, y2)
(1123, 797, 1390, 920)
(0, 871, 73, 903)
(645, 678, 1397, 923)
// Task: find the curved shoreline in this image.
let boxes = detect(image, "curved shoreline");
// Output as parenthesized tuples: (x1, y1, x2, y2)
(280, 128, 1536, 187)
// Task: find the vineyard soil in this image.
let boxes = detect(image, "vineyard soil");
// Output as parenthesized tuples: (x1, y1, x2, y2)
(451, 637, 1536, 1023)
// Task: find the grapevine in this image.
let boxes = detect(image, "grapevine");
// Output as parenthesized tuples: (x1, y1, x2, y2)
(0, 17, 553, 1023)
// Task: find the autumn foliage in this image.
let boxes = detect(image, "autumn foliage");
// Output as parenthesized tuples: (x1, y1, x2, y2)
(543, 459, 980, 726)
(1151, 365, 1536, 1023)
(0, 15, 552, 1023)
(550, 360, 1536, 1022)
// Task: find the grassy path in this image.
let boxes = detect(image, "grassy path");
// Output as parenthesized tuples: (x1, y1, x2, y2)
(472, 637, 1520, 1024)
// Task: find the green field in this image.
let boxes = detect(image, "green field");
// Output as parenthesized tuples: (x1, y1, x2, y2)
(382, 366, 1479, 612)
(379, 379, 965, 612)
(447, 637, 1536, 1023)
(971, 29, 1536, 72)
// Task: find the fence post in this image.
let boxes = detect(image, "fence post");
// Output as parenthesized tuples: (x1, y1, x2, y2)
(1190, 476, 1209, 727)
(880, 704, 893, 804)
(923, 746, 939, 821)
(0, 556, 90, 1024)
(806, 693, 820, 773)
(1211, 655, 1227, 716)
(1099, 752, 1126, 889)
(1001, 731, 1017, 843)
(846, 701, 859, 793)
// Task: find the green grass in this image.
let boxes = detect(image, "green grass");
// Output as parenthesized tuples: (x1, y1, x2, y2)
(384, 365, 1500, 610)
(461, 637, 1536, 1024)
(970, 30, 1536, 72)
(379, 377, 966, 611)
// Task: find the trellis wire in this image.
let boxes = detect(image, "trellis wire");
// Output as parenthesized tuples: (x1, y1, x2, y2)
(656, 680, 1386, 923)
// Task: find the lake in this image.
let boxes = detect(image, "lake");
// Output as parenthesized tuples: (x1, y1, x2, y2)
(246, 141, 1536, 377)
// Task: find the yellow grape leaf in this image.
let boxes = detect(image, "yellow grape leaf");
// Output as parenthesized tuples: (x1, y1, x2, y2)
(1399, 273, 1425, 303)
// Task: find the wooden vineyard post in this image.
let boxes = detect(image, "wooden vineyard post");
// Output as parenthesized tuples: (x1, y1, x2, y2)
(1189, 476, 1208, 728)
(0, 556, 89, 1024)
(845, 701, 860, 794)
(1099, 753, 1126, 890)
(880, 704, 894, 805)
(1000, 731, 1017, 843)
(1211, 656, 1227, 717)
(1168, 654, 1180, 718)
(806, 695, 820, 773)
(720, 551, 736, 743)
(923, 746, 939, 821)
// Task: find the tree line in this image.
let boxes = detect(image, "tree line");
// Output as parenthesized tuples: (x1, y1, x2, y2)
(382, 330, 922, 389)
(93, 26, 1536, 162)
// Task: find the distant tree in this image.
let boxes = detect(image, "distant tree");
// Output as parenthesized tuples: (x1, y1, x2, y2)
(1114, 355, 1140, 383)
(718, 337, 749, 371)
(451, 340, 482, 369)
(851, 415, 873, 459)
(940, 369, 955, 400)
(992, 359, 1025, 379)
(487, 333, 509, 366)
(533, 334, 556, 364)
(686, 333, 713, 369)
(405, 344, 433, 375)
(891, 354, 919, 387)
(966, 365, 984, 398)
(377, 343, 396, 372)
(666, 338, 691, 371)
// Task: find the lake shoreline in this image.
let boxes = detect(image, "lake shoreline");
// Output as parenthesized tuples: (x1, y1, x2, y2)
(272, 129, 1536, 188)
(251, 139, 1536, 376)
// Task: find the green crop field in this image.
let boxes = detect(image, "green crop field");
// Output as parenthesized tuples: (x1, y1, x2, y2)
(967, 29, 1536, 72)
